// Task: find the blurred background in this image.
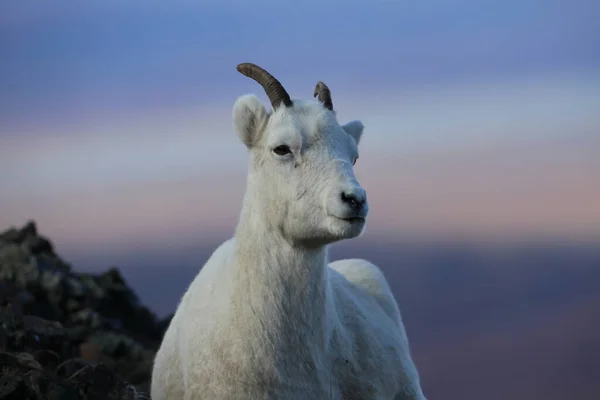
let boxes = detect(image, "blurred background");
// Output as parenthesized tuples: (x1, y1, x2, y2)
(1, 0, 599, 398)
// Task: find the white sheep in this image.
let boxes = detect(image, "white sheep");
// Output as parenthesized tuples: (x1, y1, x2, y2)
(151, 63, 427, 400)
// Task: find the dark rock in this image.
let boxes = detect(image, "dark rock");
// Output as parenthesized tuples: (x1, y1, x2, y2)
(0, 220, 37, 243)
(23, 235, 54, 255)
(155, 314, 173, 339)
(70, 363, 147, 400)
(0, 222, 162, 399)
(33, 349, 60, 369)
(57, 358, 91, 379)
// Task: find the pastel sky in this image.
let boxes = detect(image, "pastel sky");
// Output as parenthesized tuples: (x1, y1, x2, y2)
(1, 0, 600, 256)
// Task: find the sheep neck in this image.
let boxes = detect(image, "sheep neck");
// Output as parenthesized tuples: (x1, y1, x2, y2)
(231, 189, 331, 354)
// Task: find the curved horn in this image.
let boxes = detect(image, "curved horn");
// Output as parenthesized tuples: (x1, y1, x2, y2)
(313, 81, 333, 111)
(236, 63, 293, 109)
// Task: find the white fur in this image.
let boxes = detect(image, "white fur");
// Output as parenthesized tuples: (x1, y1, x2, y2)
(151, 94, 427, 399)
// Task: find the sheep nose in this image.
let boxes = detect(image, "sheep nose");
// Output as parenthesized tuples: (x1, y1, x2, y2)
(340, 189, 366, 211)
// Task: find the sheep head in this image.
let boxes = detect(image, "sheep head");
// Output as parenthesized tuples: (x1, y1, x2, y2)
(232, 63, 368, 245)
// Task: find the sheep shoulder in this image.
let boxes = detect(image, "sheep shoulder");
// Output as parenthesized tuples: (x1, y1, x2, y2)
(327, 259, 425, 399)
(328, 259, 401, 323)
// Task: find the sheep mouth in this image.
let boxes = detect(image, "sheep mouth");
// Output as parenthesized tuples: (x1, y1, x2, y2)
(346, 217, 365, 223)
(332, 216, 366, 224)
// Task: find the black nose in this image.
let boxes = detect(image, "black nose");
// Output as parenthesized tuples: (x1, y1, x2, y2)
(341, 192, 365, 210)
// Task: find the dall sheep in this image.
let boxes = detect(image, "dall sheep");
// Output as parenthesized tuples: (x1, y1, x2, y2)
(151, 63, 427, 400)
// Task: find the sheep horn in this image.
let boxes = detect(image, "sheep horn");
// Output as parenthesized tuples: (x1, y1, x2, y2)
(313, 81, 333, 111)
(236, 63, 293, 109)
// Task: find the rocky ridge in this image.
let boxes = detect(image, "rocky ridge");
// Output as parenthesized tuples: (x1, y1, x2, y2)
(0, 221, 171, 399)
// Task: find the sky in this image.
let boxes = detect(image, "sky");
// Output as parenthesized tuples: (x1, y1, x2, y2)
(1, 0, 600, 257)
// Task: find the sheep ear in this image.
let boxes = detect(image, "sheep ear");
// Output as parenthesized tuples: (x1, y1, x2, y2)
(342, 120, 364, 145)
(232, 94, 269, 148)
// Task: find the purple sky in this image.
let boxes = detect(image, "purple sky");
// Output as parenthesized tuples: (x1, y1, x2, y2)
(1, 0, 600, 258)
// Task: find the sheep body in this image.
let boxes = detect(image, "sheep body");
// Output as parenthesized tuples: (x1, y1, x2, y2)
(152, 239, 424, 399)
(151, 64, 427, 400)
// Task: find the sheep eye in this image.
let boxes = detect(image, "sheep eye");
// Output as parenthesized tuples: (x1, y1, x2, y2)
(273, 145, 291, 156)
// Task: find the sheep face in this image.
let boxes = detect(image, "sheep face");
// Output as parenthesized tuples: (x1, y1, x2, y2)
(233, 95, 368, 246)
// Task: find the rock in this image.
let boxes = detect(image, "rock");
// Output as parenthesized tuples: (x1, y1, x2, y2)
(0, 220, 37, 243)
(33, 349, 61, 369)
(56, 358, 92, 379)
(79, 342, 102, 363)
(155, 314, 173, 339)
(69, 363, 144, 400)
(0, 222, 164, 399)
